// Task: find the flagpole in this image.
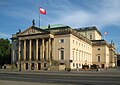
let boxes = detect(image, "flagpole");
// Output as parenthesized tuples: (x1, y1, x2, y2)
(104, 35, 105, 40)
(104, 32, 107, 40)
(39, 7, 40, 28)
(39, 7, 46, 28)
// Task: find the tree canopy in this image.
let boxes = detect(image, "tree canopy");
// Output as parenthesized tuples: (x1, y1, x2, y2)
(0, 38, 11, 66)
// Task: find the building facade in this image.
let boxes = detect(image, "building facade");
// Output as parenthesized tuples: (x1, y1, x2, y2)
(11, 24, 116, 71)
(76, 27, 116, 68)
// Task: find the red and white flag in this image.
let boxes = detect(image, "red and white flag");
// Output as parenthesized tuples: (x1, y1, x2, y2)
(104, 32, 107, 36)
(39, 7, 46, 15)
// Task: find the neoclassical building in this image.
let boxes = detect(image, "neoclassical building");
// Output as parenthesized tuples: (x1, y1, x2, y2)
(11, 23, 116, 71)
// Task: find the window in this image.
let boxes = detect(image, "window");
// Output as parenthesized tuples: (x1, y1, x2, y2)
(98, 56, 100, 62)
(76, 52, 77, 61)
(73, 40, 74, 44)
(79, 43, 80, 46)
(79, 64, 81, 67)
(76, 63, 78, 67)
(79, 53, 80, 61)
(90, 35, 92, 39)
(98, 48, 100, 51)
(76, 41, 78, 45)
(59, 39, 64, 43)
(73, 63, 75, 67)
(73, 51, 74, 60)
(60, 50, 64, 60)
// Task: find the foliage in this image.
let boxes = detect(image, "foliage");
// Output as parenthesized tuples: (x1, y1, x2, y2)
(0, 38, 11, 66)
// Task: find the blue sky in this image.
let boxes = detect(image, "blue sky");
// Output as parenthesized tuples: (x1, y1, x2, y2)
(0, 0, 120, 52)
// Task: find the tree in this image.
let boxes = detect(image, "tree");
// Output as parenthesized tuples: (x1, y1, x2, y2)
(0, 38, 11, 66)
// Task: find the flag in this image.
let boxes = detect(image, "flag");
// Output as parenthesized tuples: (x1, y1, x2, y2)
(104, 32, 107, 36)
(39, 7, 46, 15)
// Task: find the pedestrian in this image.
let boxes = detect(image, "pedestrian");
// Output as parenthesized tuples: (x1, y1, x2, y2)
(96, 66, 100, 72)
(77, 66, 79, 72)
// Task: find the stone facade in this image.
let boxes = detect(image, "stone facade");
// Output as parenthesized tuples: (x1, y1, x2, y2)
(11, 25, 116, 71)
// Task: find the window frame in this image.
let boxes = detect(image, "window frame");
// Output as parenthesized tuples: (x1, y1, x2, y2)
(59, 39, 64, 43)
(59, 48, 64, 60)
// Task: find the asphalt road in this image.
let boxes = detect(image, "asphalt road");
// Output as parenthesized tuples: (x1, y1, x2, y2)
(0, 70, 120, 85)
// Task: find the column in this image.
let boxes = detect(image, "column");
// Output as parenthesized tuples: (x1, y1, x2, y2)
(51, 38, 54, 60)
(23, 40, 26, 70)
(42, 39, 45, 60)
(40, 39, 42, 60)
(29, 40, 32, 61)
(35, 39, 38, 70)
(46, 39, 48, 60)
(24, 40, 26, 61)
(48, 38, 51, 60)
(36, 39, 38, 61)
(29, 39, 32, 70)
(18, 40, 21, 61)
(48, 38, 52, 67)
(18, 40, 21, 71)
(41, 39, 45, 69)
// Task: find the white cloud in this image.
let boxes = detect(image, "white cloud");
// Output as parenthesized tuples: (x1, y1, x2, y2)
(0, 32, 11, 37)
(1, 0, 120, 28)
(47, 0, 120, 28)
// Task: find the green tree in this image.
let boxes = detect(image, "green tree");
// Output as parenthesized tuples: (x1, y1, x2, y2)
(0, 38, 11, 67)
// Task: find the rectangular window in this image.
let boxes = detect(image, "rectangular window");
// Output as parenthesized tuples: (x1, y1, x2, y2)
(90, 35, 92, 39)
(79, 64, 81, 67)
(98, 48, 100, 51)
(76, 63, 78, 67)
(73, 40, 74, 44)
(59, 39, 64, 43)
(79, 43, 80, 46)
(73, 51, 74, 60)
(73, 63, 75, 67)
(76, 41, 78, 45)
(76, 52, 77, 61)
(98, 56, 100, 62)
(79, 53, 80, 61)
(60, 50, 64, 60)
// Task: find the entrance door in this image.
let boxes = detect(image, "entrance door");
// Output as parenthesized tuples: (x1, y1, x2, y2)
(31, 63, 34, 70)
(38, 63, 41, 70)
(26, 63, 28, 70)
(101, 64, 104, 68)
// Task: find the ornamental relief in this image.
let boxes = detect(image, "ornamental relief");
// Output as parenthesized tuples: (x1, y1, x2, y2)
(22, 28, 42, 35)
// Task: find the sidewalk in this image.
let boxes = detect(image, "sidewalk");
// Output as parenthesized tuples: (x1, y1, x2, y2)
(0, 67, 119, 75)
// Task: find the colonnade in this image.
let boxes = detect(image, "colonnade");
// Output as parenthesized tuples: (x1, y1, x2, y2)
(18, 38, 53, 71)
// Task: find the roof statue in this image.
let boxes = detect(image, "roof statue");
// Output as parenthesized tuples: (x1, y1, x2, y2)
(32, 19, 35, 26)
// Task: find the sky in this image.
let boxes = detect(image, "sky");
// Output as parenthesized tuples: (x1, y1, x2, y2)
(0, 0, 120, 52)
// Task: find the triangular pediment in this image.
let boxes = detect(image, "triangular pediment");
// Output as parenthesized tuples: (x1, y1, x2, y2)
(18, 26, 49, 36)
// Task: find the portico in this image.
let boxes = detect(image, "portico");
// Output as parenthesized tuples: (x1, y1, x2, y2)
(17, 26, 54, 71)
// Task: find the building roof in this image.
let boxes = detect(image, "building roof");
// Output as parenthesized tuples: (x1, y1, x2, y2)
(41, 24, 70, 29)
(11, 24, 92, 44)
(75, 26, 102, 36)
(41, 24, 92, 44)
(91, 39, 109, 46)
